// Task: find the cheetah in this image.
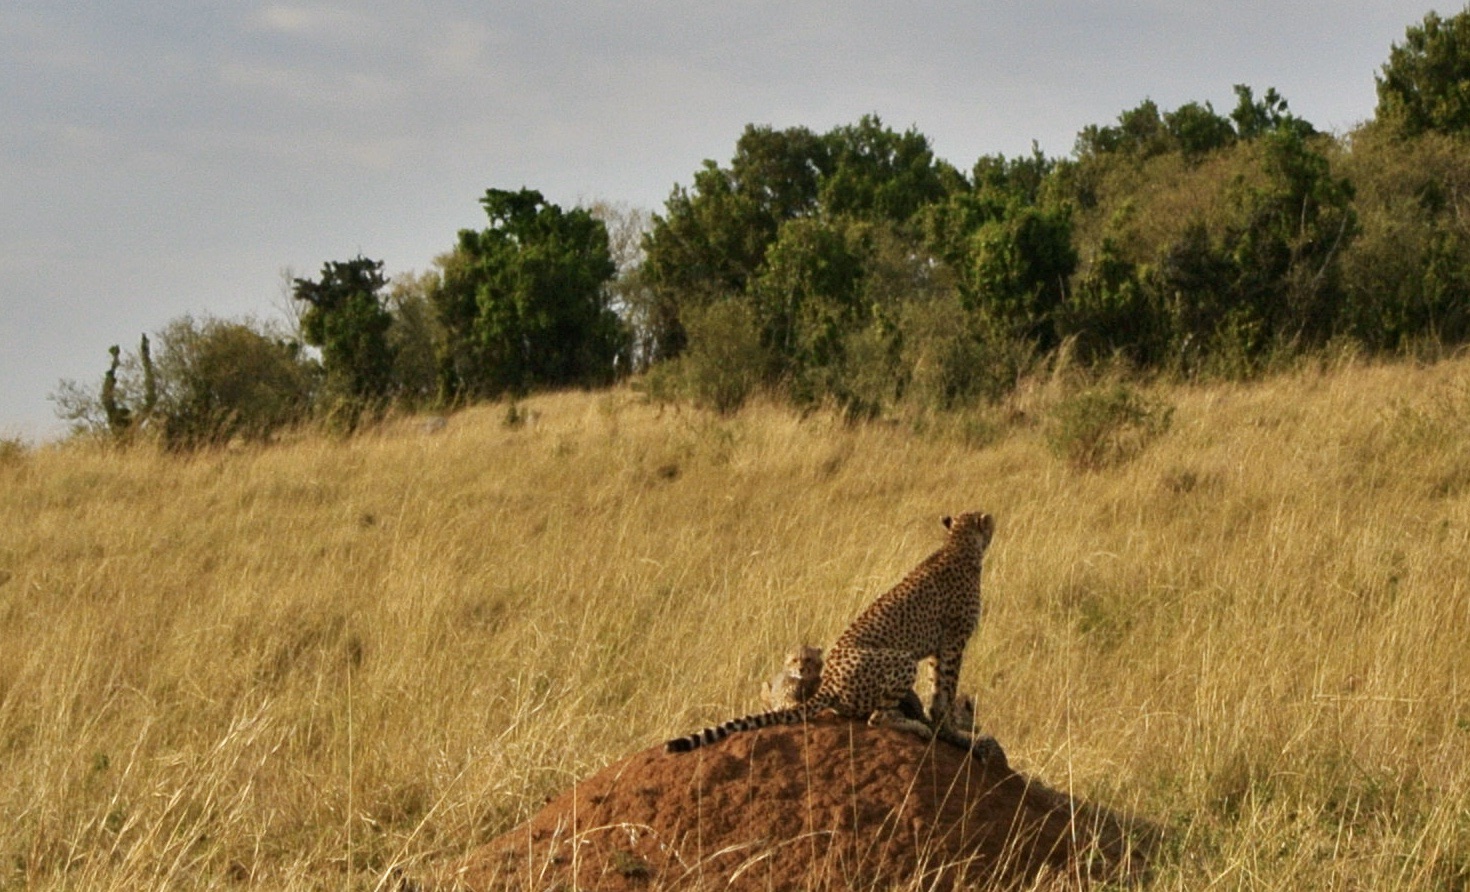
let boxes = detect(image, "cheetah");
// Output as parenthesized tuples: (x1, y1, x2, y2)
(753, 654, 1000, 760)
(666, 511, 995, 753)
(760, 645, 825, 710)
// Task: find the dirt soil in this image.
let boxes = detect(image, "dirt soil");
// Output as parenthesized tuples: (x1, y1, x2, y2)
(417, 718, 1153, 891)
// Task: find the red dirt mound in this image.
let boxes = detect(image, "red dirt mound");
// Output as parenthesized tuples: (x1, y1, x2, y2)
(418, 718, 1152, 891)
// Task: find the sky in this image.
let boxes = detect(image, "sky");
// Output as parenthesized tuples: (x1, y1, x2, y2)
(0, 1, 1447, 439)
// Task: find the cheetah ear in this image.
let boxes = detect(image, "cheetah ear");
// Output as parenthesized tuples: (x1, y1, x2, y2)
(979, 513, 995, 539)
(942, 515, 954, 530)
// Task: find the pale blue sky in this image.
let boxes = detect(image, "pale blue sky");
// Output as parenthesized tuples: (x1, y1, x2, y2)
(0, 1, 1445, 438)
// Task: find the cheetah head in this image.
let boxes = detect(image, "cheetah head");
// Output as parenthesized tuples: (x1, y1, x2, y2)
(785, 645, 824, 676)
(942, 511, 995, 553)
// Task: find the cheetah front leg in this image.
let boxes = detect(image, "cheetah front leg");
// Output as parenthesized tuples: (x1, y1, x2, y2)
(929, 643, 968, 732)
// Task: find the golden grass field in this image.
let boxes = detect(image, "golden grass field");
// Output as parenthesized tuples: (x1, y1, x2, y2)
(2, 354, 1469, 889)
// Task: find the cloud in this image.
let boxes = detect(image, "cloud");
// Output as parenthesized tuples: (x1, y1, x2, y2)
(217, 59, 408, 111)
(250, 3, 388, 45)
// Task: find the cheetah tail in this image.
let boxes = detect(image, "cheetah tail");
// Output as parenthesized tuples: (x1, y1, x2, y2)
(663, 706, 811, 753)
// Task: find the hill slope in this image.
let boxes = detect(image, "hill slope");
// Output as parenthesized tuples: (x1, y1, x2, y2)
(1, 356, 1468, 888)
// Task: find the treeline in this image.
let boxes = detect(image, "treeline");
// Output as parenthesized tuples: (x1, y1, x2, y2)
(59, 7, 1470, 444)
(56, 189, 627, 446)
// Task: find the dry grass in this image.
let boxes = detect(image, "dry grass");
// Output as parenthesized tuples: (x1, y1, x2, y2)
(2, 354, 1469, 889)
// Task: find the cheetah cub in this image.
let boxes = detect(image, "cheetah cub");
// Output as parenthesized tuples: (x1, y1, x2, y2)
(760, 646, 824, 710)
(667, 511, 995, 753)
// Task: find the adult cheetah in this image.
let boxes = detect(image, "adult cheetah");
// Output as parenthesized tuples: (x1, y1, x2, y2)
(666, 511, 995, 753)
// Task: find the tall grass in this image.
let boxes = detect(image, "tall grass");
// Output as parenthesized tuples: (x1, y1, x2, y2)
(2, 355, 1469, 889)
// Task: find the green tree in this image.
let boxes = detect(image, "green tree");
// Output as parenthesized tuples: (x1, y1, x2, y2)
(962, 204, 1077, 348)
(1078, 90, 1300, 161)
(820, 115, 961, 222)
(676, 299, 769, 413)
(1376, 8, 1470, 137)
(1061, 236, 1166, 365)
(1337, 128, 1470, 348)
(1155, 219, 1236, 362)
(54, 333, 159, 440)
(292, 256, 394, 405)
(1229, 85, 1314, 140)
(139, 333, 157, 423)
(589, 201, 661, 371)
(971, 147, 1055, 205)
(1165, 101, 1236, 160)
(1229, 130, 1355, 343)
(1076, 99, 1172, 159)
(641, 126, 830, 359)
(153, 317, 314, 448)
(751, 217, 867, 389)
(435, 188, 624, 399)
(642, 118, 962, 367)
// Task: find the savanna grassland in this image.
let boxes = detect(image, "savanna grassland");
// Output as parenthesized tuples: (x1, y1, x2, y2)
(3, 355, 1470, 890)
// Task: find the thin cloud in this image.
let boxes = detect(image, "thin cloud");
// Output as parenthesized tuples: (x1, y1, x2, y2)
(250, 3, 389, 45)
(218, 59, 409, 111)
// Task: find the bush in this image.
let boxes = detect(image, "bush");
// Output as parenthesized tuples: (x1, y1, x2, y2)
(0, 437, 25, 466)
(828, 321, 903, 420)
(153, 316, 315, 449)
(676, 300, 769, 414)
(1045, 383, 1173, 470)
(900, 298, 1036, 411)
(385, 273, 442, 410)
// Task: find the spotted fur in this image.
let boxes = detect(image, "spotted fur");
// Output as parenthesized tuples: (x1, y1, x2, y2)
(666, 511, 995, 753)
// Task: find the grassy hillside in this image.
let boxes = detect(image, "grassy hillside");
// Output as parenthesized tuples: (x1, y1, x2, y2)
(2, 355, 1469, 889)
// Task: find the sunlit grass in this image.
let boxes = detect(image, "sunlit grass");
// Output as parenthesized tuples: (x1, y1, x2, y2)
(2, 354, 1468, 888)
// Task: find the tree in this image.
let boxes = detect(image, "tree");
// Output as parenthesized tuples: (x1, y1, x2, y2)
(1229, 85, 1314, 140)
(642, 118, 963, 367)
(1061, 237, 1166, 365)
(53, 334, 160, 440)
(1076, 90, 1303, 161)
(820, 115, 960, 222)
(1164, 101, 1236, 159)
(100, 345, 131, 436)
(292, 256, 394, 405)
(971, 147, 1054, 205)
(384, 271, 442, 407)
(751, 217, 867, 382)
(1336, 127, 1470, 348)
(962, 204, 1077, 348)
(1376, 8, 1470, 137)
(1228, 129, 1355, 343)
(640, 126, 831, 360)
(139, 333, 157, 423)
(435, 188, 624, 399)
(1076, 99, 1173, 159)
(1134, 129, 1356, 368)
(588, 201, 661, 371)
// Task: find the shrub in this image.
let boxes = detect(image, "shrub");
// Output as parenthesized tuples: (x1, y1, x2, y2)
(678, 300, 769, 414)
(900, 299, 1036, 411)
(1045, 383, 1174, 470)
(152, 316, 316, 449)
